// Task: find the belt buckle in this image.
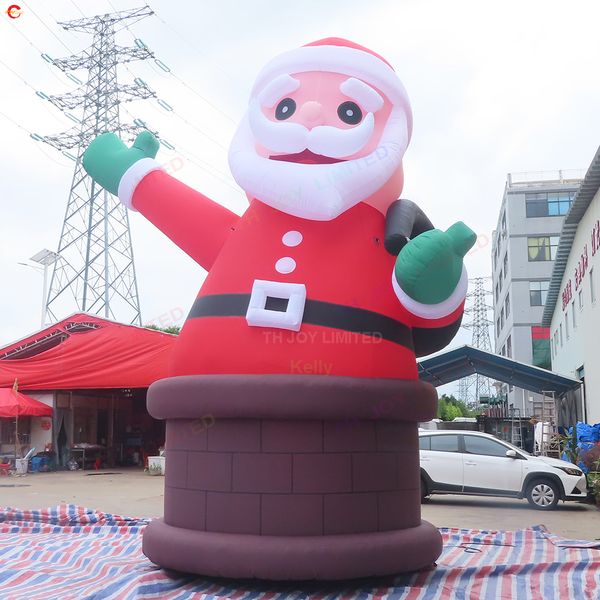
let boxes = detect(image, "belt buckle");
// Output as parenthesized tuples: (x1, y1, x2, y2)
(246, 279, 306, 332)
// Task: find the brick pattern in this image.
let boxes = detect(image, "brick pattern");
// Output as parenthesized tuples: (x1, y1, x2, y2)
(164, 416, 421, 537)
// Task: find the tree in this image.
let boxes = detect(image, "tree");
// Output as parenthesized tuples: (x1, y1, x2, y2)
(437, 394, 478, 421)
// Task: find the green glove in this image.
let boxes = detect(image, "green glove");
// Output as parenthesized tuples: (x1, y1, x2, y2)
(82, 131, 160, 195)
(395, 222, 476, 305)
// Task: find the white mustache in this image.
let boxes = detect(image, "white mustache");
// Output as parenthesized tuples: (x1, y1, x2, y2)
(248, 100, 375, 159)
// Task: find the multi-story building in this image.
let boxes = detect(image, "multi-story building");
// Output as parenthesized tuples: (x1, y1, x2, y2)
(491, 170, 582, 415)
(544, 148, 600, 424)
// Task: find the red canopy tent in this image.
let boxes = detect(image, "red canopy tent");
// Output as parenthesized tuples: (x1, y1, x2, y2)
(0, 314, 177, 466)
(0, 313, 177, 390)
(0, 387, 53, 465)
(0, 388, 53, 417)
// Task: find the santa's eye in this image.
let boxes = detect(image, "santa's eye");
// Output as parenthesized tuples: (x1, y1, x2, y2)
(337, 101, 362, 125)
(275, 98, 296, 120)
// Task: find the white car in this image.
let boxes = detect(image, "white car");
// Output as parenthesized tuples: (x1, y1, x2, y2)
(419, 430, 588, 510)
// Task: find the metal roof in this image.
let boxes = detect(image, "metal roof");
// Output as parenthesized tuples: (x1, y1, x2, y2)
(418, 345, 581, 395)
(542, 147, 600, 327)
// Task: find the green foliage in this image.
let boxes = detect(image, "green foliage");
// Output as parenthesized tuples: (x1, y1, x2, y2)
(145, 324, 181, 335)
(437, 394, 477, 421)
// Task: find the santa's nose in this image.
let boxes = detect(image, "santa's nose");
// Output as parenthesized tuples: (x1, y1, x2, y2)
(296, 101, 323, 126)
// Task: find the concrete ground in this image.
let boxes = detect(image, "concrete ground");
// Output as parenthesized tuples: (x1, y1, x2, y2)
(1, 469, 599, 539)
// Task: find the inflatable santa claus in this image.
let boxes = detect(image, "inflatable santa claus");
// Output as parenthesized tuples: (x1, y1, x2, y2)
(84, 38, 475, 580)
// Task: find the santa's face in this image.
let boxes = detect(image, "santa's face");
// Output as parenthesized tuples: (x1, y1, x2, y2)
(229, 70, 409, 221)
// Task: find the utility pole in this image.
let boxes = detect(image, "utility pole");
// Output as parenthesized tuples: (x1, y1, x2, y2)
(38, 7, 156, 325)
(457, 277, 494, 406)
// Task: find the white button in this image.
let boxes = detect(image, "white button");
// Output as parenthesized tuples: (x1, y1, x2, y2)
(282, 230, 303, 247)
(275, 257, 296, 274)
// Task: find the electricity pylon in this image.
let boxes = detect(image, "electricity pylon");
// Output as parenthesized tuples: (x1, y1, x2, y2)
(39, 6, 156, 325)
(457, 277, 494, 406)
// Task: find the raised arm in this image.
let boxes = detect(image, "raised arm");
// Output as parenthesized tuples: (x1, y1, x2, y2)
(83, 132, 239, 271)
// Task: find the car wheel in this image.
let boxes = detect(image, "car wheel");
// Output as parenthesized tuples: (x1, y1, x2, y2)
(420, 476, 429, 502)
(526, 479, 560, 510)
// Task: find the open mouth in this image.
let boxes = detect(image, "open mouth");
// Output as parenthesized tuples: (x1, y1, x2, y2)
(269, 149, 345, 165)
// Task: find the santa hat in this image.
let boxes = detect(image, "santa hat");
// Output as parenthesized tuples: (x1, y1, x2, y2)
(251, 37, 412, 137)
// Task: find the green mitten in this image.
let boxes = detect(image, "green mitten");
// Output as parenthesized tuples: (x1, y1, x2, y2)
(82, 131, 160, 195)
(395, 222, 476, 304)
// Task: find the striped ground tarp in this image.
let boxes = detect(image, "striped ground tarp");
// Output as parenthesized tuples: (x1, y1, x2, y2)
(0, 504, 599, 599)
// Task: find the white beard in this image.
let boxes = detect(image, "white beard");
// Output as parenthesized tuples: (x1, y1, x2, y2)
(228, 107, 409, 221)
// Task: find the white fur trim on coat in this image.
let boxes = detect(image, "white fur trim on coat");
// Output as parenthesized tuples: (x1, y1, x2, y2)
(117, 158, 164, 211)
(392, 266, 468, 320)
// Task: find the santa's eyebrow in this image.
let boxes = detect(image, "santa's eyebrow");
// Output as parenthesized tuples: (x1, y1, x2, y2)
(340, 78, 384, 113)
(258, 74, 300, 108)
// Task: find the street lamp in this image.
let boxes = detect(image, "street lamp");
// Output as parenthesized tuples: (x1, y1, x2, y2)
(18, 249, 60, 328)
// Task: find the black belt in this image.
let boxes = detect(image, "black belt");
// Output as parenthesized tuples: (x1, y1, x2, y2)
(187, 294, 414, 349)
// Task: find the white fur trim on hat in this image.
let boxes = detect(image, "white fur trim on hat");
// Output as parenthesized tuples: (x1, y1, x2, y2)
(251, 44, 412, 137)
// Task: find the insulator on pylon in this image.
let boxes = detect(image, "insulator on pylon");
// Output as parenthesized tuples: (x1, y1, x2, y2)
(157, 99, 173, 111)
(66, 73, 82, 85)
(154, 59, 170, 72)
(66, 113, 80, 123)
(30, 133, 45, 142)
(134, 38, 147, 49)
(161, 139, 175, 151)
(36, 91, 50, 100)
(62, 150, 77, 161)
(42, 53, 55, 64)
(134, 77, 147, 87)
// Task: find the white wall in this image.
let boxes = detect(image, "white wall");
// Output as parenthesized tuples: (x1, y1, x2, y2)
(27, 392, 54, 453)
(551, 188, 600, 423)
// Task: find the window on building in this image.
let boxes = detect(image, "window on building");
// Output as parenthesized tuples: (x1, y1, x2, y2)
(579, 289, 584, 310)
(529, 280, 550, 306)
(525, 191, 574, 217)
(501, 211, 506, 235)
(496, 317, 501, 337)
(591, 268, 596, 304)
(528, 236, 559, 261)
(505, 293, 511, 318)
(503, 252, 508, 277)
(500, 307, 505, 329)
(550, 337, 554, 358)
(495, 282, 500, 302)
(560, 323, 563, 346)
(506, 335, 512, 358)
(572, 301, 576, 329)
(565, 313, 569, 340)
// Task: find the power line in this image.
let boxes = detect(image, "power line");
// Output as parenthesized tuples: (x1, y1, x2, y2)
(104, 0, 236, 124)
(21, 0, 75, 54)
(0, 110, 73, 167)
(147, 1, 237, 87)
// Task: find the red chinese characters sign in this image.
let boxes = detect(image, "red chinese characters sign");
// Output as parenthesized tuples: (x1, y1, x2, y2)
(592, 219, 600, 256)
(575, 244, 589, 290)
(561, 280, 573, 311)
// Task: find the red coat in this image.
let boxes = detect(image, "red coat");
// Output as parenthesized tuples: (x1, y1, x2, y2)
(133, 170, 464, 379)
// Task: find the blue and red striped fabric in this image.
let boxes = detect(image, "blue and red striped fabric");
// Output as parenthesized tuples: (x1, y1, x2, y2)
(0, 504, 598, 599)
